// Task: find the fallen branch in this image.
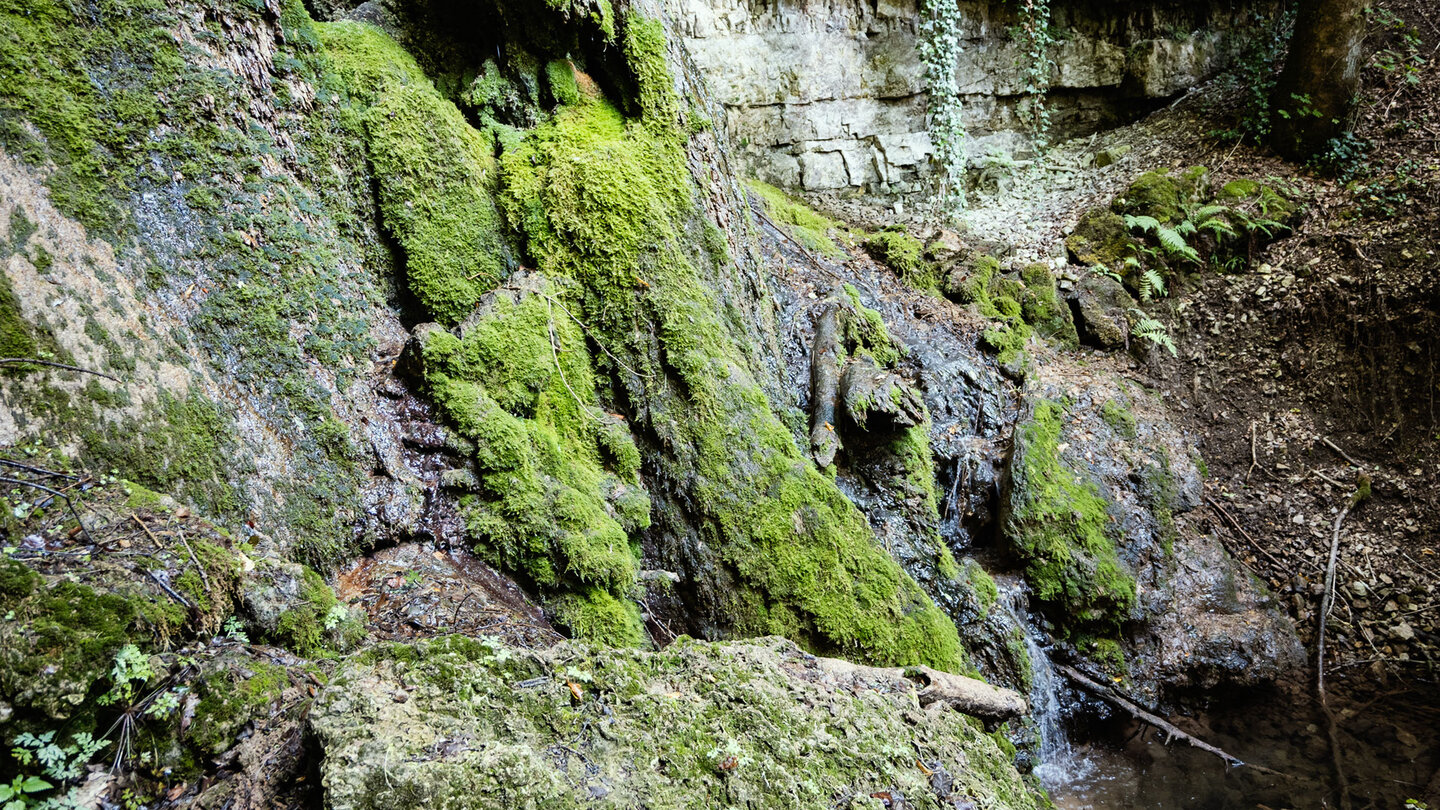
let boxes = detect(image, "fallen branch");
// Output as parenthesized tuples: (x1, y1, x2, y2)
(1319, 436, 1363, 469)
(809, 296, 843, 468)
(1056, 663, 1283, 776)
(0, 458, 80, 480)
(0, 475, 94, 544)
(814, 657, 1027, 725)
(0, 357, 120, 381)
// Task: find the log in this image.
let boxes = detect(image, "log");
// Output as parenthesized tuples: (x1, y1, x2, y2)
(814, 657, 1028, 725)
(809, 298, 843, 467)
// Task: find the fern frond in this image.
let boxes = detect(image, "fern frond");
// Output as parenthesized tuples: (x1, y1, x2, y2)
(1143, 268, 1167, 298)
(1174, 219, 1197, 237)
(1129, 310, 1178, 356)
(1156, 227, 1200, 262)
(1124, 214, 1161, 233)
(1189, 204, 1229, 223)
(1198, 218, 1238, 239)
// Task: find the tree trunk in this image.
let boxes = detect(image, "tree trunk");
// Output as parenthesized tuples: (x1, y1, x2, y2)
(1271, 0, 1370, 160)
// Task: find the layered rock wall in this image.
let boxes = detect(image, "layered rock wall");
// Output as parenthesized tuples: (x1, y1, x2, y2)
(667, 0, 1278, 194)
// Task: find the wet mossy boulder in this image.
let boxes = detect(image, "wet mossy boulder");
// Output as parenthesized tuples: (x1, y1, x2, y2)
(1000, 401, 1137, 633)
(864, 227, 935, 289)
(311, 636, 1040, 810)
(0, 558, 184, 720)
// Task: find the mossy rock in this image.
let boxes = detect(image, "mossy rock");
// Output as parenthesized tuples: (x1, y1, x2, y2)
(1111, 170, 1184, 224)
(0, 559, 184, 720)
(1001, 401, 1137, 633)
(1019, 264, 1077, 348)
(312, 636, 1040, 810)
(747, 179, 845, 258)
(864, 228, 934, 289)
(1065, 209, 1132, 269)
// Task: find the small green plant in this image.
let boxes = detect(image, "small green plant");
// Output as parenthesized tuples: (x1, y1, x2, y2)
(97, 644, 153, 707)
(221, 615, 249, 643)
(323, 603, 351, 630)
(1130, 310, 1177, 356)
(5, 730, 108, 809)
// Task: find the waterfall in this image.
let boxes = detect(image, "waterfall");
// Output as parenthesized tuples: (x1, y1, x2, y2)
(997, 578, 1094, 794)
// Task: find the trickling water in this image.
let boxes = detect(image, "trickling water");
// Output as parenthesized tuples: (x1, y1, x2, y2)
(996, 578, 1095, 796)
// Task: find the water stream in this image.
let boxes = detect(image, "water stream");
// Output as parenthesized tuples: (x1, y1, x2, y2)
(995, 577, 1108, 806)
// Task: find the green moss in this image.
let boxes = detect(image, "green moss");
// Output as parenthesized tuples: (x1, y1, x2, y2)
(315, 21, 508, 325)
(841, 284, 902, 367)
(621, 13, 677, 132)
(1099, 398, 1138, 439)
(0, 268, 65, 376)
(272, 565, 361, 655)
(1076, 635, 1127, 676)
(488, 63, 962, 668)
(864, 228, 935, 290)
(1065, 209, 1132, 269)
(1004, 401, 1135, 634)
(1019, 264, 1077, 346)
(1140, 448, 1179, 554)
(0, 560, 184, 719)
(82, 392, 240, 517)
(315, 637, 1037, 808)
(1112, 170, 1183, 224)
(1218, 179, 1260, 199)
(543, 59, 581, 107)
(746, 179, 844, 258)
(420, 285, 649, 643)
(551, 587, 645, 647)
(188, 659, 287, 754)
(966, 560, 1000, 614)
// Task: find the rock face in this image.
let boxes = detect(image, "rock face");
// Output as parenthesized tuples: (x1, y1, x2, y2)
(666, 0, 1280, 194)
(312, 635, 1040, 810)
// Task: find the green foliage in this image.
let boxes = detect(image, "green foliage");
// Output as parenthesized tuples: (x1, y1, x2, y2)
(3, 730, 107, 809)
(96, 645, 154, 707)
(543, 59, 581, 107)
(1004, 401, 1136, 633)
(1207, 8, 1295, 142)
(918, 0, 967, 211)
(1010, 0, 1055, 148)
(1129, 310, 1177, 356)
(746, 180, 844, 258)
(273, 566, 363, 655)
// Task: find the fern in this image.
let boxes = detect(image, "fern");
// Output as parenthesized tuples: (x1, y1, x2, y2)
(1130, 310, 1177, 356)
(1124, 214, 1161, 233)
(1141, 268, 1167, 301)
(1155, 226, 1200, 263)
(1197, 217, 1238, 239)
(1189, 204, 1230, 223)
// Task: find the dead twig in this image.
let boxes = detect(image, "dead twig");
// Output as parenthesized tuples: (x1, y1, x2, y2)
(1205, 493, 1288, 571)
(0, 458, 80, 480)
(131, 513, 165, 549)
(1319, 436, 1364, 468)
(141, 567, 190, 608)
(0, 475, 94, 544)
(1056, 663, 1284, 776)
(0, 357, 120, 381)
(176, 531, 211, 594)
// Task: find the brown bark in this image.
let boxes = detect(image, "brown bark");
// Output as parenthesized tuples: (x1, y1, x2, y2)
(1271, 0, 1371, 160)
